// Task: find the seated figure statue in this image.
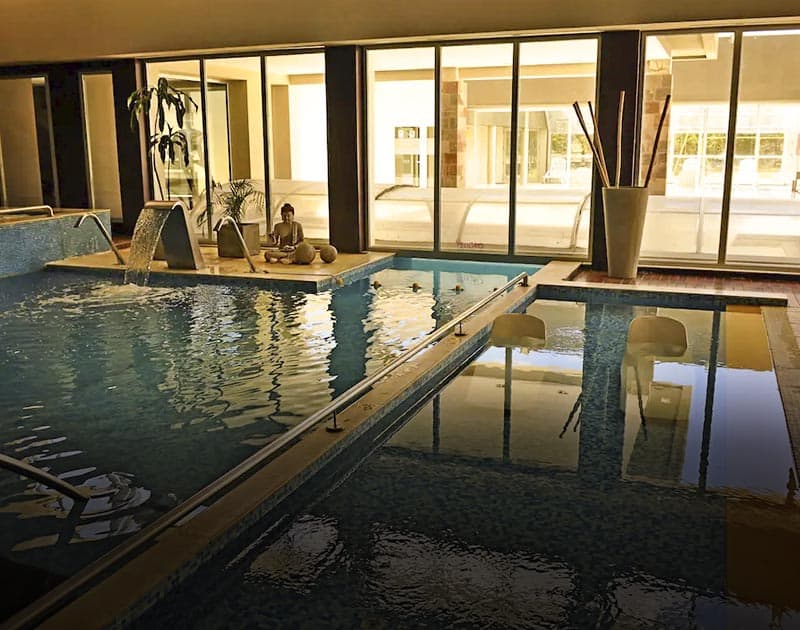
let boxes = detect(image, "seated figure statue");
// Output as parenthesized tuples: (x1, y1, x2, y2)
(265, 203, 306, 263)
(272, 203, 304, 249)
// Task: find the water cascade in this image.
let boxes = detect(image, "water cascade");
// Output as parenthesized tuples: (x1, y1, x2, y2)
(124, 207, 170, 285)
(124, 201, 205, 285)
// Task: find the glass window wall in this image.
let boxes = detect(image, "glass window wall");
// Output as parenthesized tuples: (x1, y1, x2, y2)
(515, 39, 597, 255)
(367, 38, 598, 256)
(202, 57, 266, 240)
(439, 43, 513, 254)
(639, 33, 734, 261)
(145, 60, 207, 220)
(265, 53, 329, 242)
(367, 47, 436, 250)
(726, 30, 800, 265)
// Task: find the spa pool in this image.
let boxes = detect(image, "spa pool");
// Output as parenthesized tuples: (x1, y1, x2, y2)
(0, 258, 539, 619)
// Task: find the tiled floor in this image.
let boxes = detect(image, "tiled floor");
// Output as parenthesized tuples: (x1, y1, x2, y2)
(574, 268, 800, 307)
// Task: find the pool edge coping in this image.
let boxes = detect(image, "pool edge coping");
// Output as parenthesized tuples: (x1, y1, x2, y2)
(44, 251, 395, 292)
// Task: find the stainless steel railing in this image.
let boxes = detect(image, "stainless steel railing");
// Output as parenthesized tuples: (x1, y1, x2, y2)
(0, 205, 54, 217)
(214, 217, 262, 273)
(8, 270, 529, 629)
(0, 453, 90, 501)
(73, 212, 126, 265)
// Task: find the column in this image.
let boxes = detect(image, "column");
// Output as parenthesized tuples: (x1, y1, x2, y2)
(325, 46, 365, 253)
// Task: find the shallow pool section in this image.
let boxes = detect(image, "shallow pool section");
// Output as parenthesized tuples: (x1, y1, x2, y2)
(0, 259, 539, 618)
(145, 298, 799, 629)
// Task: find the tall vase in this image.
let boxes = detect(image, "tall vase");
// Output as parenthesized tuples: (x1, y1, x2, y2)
(602, 186, 649, 279)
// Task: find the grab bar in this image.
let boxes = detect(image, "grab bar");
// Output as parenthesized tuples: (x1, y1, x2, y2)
(0, 453, 91, 501)
(74, 212, 126, 265)
(8, 271, 529, 629)
(0, 205, 54, 217)
(214, 217, 262, 273)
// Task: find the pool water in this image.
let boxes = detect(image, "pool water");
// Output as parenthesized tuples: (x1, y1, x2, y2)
(145, 298, 799, 629)
(0, 259, 538, 618)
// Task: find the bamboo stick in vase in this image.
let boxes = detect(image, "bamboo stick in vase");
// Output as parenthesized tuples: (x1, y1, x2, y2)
(572, 102, 610, 188)
(615, 90, 625, 187)
(587, 101, 611, 190)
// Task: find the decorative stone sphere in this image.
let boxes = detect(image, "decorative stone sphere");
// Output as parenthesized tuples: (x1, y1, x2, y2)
(320, 244, 338, 263)
(294, 241, 316, 264)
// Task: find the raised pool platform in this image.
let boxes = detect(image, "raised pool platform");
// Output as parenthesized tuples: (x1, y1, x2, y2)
(47, 248, 395, 291)
(0, 208, 113, 278)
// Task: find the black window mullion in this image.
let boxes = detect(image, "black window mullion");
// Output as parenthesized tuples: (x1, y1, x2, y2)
(199, 58, 213, 240)
(433, 46, 441, 253)
(261, 56, 272, 234)
(717, 30, 743, 265)
(508, 41, 521, 255)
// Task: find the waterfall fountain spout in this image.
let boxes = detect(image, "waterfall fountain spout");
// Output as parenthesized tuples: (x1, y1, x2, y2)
(214, 217, 263, 273)
(74, 212, 126, 265)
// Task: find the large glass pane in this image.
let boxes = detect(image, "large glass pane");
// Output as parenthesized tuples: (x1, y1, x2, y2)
(145, 60, 206, 219)
(367, 48, 435, 250)
(81, 73, 123, 221)
(439, 43, 513, 254)
(515, 39, 598, 255)
(265, 53, 329, 243)
(639, 33, 734, 261)
(201, 57, 266, 241)
(0, 76, 57, 207)
(726, 30, 800, 265)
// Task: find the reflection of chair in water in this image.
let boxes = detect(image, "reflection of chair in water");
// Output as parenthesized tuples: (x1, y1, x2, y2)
(490, 314, 546, 462)
(623, 315, 690, 482)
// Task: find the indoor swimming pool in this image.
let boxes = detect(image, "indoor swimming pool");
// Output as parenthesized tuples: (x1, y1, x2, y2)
(141, 296, 799, 629)
(0, 258, 538, 619)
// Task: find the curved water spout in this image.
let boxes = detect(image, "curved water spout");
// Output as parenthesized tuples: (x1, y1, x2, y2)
(74, 212, 126, 265)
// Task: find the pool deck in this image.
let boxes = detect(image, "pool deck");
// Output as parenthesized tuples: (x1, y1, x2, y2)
(46, 247, 395, 291)
(24, 260, 800, 629)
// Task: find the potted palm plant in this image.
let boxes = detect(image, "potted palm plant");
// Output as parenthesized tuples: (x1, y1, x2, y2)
(128, 78, 199, 259)
(209, 179, 264, 257)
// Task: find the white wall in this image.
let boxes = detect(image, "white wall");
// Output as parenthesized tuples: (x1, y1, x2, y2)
(82, 73, 123, 219)
(289, 83, 328, 182)
(0, 78, 43, 206)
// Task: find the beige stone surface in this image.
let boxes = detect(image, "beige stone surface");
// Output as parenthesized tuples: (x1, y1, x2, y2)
(47, 247, 393, 287)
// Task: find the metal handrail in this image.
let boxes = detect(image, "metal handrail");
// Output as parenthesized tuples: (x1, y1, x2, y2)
(0, 205, 54, 217)
(74, 212, 126, 265)
(0, 453, 90, 501)
(214, 217, 263, 273)
(7, 270, 529, 629)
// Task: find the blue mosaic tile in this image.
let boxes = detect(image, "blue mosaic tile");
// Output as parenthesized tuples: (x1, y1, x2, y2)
(535, 282, 786, 309)
(0, 211, 113, 278)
